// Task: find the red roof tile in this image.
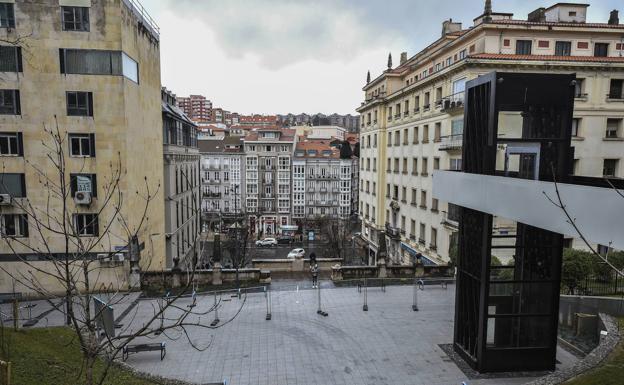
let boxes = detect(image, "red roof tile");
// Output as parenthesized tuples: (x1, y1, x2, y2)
(469, 53, 624, 63)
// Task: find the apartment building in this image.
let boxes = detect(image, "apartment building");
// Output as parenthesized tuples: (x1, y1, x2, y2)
(162, 88, 200, 269)
(357, 2, 624, 266)
(292, 140, 357, 222)
(243, 128, 296, 236)
(277, 113, 360, 132)
(239, 114, 277, 127)
(198, 137, 245, 229)
(0, 0, 165, 292)
(176, 94, 212, 123)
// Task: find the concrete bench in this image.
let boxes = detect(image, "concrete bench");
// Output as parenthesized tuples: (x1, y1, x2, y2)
(122, 342, 166, 361)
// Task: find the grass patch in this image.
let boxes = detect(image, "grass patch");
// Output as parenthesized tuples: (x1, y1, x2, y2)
(0, 327, 158, 385)
(565, 318, 624, 385)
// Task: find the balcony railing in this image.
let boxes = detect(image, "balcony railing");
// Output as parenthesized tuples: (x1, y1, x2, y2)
(385, 222, 401, 239)
(439, 134, 463, 151)
(440, 91, 465, 112)
(441, 203, 461, 228)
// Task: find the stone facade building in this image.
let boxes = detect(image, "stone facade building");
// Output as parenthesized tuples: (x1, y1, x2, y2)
(162, 88, 200, 269)
(0, 0, 166, 293)
(292, 140, 358, 221)
(357, 2, 624, 266)
(243, 128, 296, 236)
(198, 137, 245, 229)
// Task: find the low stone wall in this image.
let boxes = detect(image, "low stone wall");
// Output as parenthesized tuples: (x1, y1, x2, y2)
(141, 268, 262, 291)
(332, 264, 454, 281)
(0, 260, 131, 297)
(526, 313, 620, 385)
(252, 258, 341, 273)
(560, 295, 624, 318)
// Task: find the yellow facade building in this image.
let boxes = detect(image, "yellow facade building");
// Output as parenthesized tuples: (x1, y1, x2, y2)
(0, 0, 165, 294)
(357, 2, 624, 266)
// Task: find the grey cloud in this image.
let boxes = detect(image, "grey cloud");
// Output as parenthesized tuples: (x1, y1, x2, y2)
(162, 0, 623, 69)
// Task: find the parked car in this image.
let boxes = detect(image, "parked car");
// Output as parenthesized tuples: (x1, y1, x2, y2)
(256, 237, 277, 247)
(287, 248, 305, 259)
(277, 236, 294, 245)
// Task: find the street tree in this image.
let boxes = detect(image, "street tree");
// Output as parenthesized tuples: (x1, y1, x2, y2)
(0, 122, 243, 385)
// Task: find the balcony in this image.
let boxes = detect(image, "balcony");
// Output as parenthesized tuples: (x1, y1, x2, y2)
(440, 91, 465, 113)
(441, 203, 460, 229)
(423, 104, 430, 112)
(385, 222, 401, 240)
(418, 238, 426, 245)
(202, 192, 221, 198)
(413, 107, 420, 114)
(394, 113, 401, 120)
(439, 134, 463, 151)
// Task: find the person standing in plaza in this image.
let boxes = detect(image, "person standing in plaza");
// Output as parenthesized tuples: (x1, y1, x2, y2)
(309, 252, 319, 288)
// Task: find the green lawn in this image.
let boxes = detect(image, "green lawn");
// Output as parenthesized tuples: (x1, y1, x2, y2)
(565, 318, 624, 385)
(0, 327, 158, 385)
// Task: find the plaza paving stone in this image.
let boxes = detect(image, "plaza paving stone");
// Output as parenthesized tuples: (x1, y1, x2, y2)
(122, 283, 578, 385)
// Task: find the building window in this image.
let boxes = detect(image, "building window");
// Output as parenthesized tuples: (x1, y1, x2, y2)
(434, 122, 441, 142)
(430, 227, 438, 249)
(458, 49, 466, 60)
(0, 3, 15, 28)
(0, 173, 26, 197)
(0, 46, 22, 72)
(574, 79, 585, 98)
(0, 89, 20, 115)
(1, 214, 28, 238)
(433, 157, 440, 170)
(70, 174, 97, 197)
(450, 158, 462, 171)
(0, 132, 22, 156)
(74, 213, 99, 236)
(606, 119, 621, 138)
(555, 41, 572, 56)
(515, 40, 532, 55)
(59, 49, 139, 82)
(411, 188, 417, 205)
(62, 6, 89, 31)
(422, 125, 429, 143)
(609, 79, 624, 99)
(66, 91, 93, 116)
(413, 126, 419, 143)
(412, 158, 418, 175)
(69, 133, 95, 157)
(594, 43, 609, 57)
(603, 159, 618, 177)
(421, 157, 428, 175)
(571, 118, 580, 137)
(420, 190, 427, 208)
(431, 198, 439, 212)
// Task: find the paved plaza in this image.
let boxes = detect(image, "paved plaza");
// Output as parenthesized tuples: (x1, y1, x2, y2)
(0, 283, 579, 385)
(119, 283, 577, 385)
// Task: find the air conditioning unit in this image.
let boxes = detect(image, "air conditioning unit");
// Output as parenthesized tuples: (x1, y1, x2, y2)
(0, 194, 11, 206)
(113, 253, 125, 262)
(97, 253, 111, 262)
(74, 191, 92, 205)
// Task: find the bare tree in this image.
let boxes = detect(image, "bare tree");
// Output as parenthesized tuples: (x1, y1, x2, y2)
(543, 170, 624, 280)
(0, 121, 244, 385)
(318, 216, 352, 260)
(223, 214, 251, 290)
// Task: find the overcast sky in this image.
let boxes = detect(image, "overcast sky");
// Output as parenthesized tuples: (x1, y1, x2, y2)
(149, 0, 621, 115)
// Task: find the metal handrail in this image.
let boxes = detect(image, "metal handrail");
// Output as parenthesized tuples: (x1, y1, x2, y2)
(122, 0, 160, 39)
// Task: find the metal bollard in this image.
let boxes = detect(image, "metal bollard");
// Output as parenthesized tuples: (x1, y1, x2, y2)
(412, 278, 419, 311)
(316, 284, 328, 317)
(363, 278, 368, 311)
(265, 286, 272, 320)
(210, 291, 220, 326)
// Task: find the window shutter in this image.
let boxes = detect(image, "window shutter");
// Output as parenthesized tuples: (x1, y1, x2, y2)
(70, 174, 77, 196)
(16, 47, 22, 72)
(20, 214, 28, 237)
(89, 133, 96, 157)
(59, 49, 65, 73)
(14, 90, 20, 115)
(20, 174, 26, 198)
(17, 132, 23, 156)
(87, 92, 93, 117)
(91, 174, 97, 197)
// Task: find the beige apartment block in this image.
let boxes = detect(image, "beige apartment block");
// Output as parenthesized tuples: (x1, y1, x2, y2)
(357, 2, 624, 266)
(0, 0, 165, 294)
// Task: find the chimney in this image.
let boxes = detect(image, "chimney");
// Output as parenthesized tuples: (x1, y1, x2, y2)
(528, 7, 546, 22)
(442, 18, 462, 37)
(484, 0, 493, 22)
(400, 52, 407, 65)
(609, 10, 619, 25)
